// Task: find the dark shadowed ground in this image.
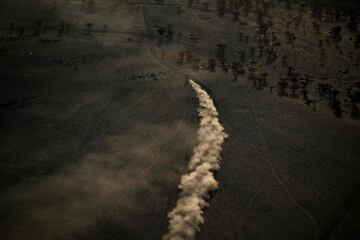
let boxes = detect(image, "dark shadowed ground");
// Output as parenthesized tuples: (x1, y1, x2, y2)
(192, 75, 360, 240)
(1, 1, 360, 240)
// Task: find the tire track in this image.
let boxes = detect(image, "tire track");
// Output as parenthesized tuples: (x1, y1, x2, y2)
(247, 106, 321, 237)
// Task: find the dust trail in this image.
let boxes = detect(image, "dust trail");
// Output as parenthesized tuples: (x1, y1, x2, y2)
(163, 79, 228, 240)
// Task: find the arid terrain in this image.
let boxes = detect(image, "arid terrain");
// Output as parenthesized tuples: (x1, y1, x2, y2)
(0, 1, 360, 240)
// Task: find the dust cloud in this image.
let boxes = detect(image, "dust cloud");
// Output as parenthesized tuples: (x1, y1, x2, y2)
(1, 123, 196, 240)
(163, 79, 228, 240)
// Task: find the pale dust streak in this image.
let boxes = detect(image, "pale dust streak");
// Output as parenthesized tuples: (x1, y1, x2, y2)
(163, 79, 228, 240)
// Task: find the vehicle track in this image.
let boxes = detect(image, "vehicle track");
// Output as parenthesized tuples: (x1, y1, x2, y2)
(247, 105, 321, 236)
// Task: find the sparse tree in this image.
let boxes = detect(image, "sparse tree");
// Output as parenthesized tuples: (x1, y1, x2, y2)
(18, 26, 25, 37)
(232, 11, 240, 22)
(187, 0, 194, 8)
(85, 22, 94, 35)
(203, 2, 210, 11)
(64, 24, 71, 34)
(33, 20, 42, 37)
(347, 12, 359, 34)
(347, 87, 360, 118)
(157, 27, 165, 43)
(8, 22, 15, 35)
(165, 25, 173, 43)
(209, 59, 217, 72)
(217, 0, 226, 18)
(87, 0, 95, 11)
(103, 24, 108, 35)
(278, 78, 288, 97)
(330, 26, 342, 48)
